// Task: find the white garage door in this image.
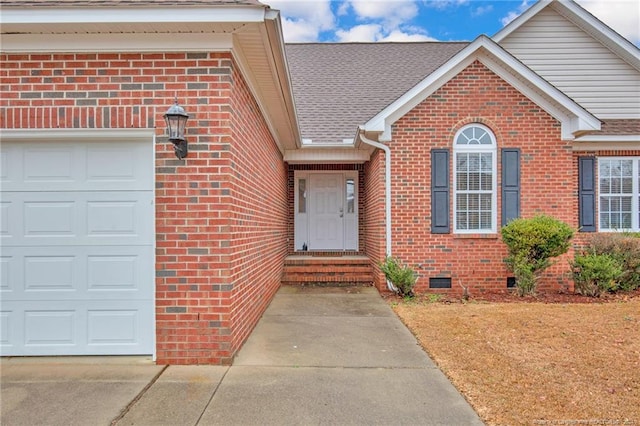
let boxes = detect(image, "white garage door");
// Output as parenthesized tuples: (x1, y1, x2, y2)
(0, 139, 154, 356)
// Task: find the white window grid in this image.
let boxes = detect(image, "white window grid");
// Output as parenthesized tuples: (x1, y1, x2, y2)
(453, 124, 497, 233)
(598, 157, 640, 232)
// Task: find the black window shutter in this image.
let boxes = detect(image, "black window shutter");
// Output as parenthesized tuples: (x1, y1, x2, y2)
(501, 148, 521, 226)
(578, 156, 596, 232)
(431, 149, 450, 234)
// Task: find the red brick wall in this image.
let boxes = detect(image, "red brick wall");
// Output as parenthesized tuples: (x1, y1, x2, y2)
(0, 52, 286, 364)
(388, 60, 575, 295)
(227, 64, 288, 355)
(363, 150, 388, 291)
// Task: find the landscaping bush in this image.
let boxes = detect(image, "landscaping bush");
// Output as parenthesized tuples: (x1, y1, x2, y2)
(584, 233, 640, 291)
(571, 253, 623, 297)
(379, 256, 417, 298)
(501, 215, 574, 296)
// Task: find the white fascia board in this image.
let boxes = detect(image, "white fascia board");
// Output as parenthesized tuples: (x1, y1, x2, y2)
(1, 128, 154, 142)
(551, 0, 640, 71)
(231, 19, 300, 153)
(571, 137, 640, 151)
(493, 0, 640, 71)
(1, 32, 234, 53)
(493, 0, 552, 42)
(573, 134, 639, 143)
(284, 147, 371, 164)
(477, 50, 600, 138)
(364, 35, 600, 142)
(1, 6, 266, 25)
(365, 41, 480, 141)
(263, 9, 302, 149)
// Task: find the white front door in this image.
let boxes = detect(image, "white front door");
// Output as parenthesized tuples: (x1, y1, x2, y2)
(309, 174, 344, 250)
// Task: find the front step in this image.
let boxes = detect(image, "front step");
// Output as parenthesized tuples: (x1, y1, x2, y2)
(282, 255, 374, 286)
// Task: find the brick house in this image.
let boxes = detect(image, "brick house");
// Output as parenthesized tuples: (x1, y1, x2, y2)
(1, 0, 638, 364)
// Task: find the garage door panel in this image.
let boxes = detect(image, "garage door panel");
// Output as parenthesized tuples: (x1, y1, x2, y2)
(23, 145, 78, 183)
(0, 201, 10, 236)
(1, 300, 153, 356)
(25, 255, 76, 291)
(2, 245, 152, 301)
(1, 191, 153, 246)
(24, 309, 76, 346)
(1, 141, 152, 192)
(0, 311, 12, 346)
(0, 257, 11, 292)
(1, 139, 154, 357)
(87, 309, 140, 345)
(24, 200, 76, 237)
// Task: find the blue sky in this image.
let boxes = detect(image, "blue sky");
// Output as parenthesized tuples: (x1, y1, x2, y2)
(267, 0, 640, 45)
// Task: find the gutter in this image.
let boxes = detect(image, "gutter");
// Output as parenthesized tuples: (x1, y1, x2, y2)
(358, 129, 398, 293)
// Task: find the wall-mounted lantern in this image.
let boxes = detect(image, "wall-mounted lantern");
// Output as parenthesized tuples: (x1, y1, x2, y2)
(163, 99, 189, 159)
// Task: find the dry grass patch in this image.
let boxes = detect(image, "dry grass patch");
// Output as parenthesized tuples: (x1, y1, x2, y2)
(391, 298, 640, 426)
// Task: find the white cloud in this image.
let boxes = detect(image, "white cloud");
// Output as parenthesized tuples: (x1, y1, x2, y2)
(268, 0, 335, 42)
(336, 1, 350, 16)
(500, 0, 531, 26)
(280, 18, 325, 42)
(336, 24, 383, 42)
(424, 0, 469, 10)
(335, 0, 434, 42)
(576, 0, 640, 45)
(471, 5, 493, 18)
(348, 0, 419, 29)
(335, 24, 436, 42)
(380, 30, 438, 42)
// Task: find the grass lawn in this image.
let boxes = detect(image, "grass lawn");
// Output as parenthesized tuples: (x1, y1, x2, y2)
(391, 297, 640, 426)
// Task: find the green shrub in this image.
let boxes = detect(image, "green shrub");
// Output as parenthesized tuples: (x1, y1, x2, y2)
(587, 233, 640, 291)
(571, 253, 623, 297)
(501, 215, 574, 296)
(379, 257, 417, 298)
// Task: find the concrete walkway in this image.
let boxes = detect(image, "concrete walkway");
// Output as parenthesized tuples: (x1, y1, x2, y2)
(1, 286, 483, 425)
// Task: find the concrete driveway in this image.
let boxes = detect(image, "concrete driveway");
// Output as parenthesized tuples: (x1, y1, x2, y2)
(1, 286, 483, 425)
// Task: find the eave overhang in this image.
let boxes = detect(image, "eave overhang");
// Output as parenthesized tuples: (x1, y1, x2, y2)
(0, 4, 301, 152)
(361, 35, 601, 143)
(572, 134, 640, 151)
(283, 146, 371, 164)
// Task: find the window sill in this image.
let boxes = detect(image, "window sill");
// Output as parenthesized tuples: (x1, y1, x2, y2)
(453, 233, 499, 240)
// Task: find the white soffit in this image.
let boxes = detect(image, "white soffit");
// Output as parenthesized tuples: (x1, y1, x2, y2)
(0, 5, 262, 52)
(363, 35, 600, 142)
(1, 6, 266, 26)
(572, 134, 640, 151)
(1, 33, 234, 53)
(0, 5, 301, 152)
(284, 147, 371, 164)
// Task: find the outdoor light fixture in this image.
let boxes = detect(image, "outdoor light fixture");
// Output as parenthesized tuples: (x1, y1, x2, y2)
(163, 98, 190, 159)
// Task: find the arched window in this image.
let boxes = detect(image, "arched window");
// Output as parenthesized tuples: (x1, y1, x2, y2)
(453, 124, 497, 233)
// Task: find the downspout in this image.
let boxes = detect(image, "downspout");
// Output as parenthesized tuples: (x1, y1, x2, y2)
(358, 129, 398, 293)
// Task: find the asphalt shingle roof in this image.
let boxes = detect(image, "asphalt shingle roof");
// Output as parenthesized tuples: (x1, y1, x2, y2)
(599, 119, 640, 135)
(285, 42, 468, 144)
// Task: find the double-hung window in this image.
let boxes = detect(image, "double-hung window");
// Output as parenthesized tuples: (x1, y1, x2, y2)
(598, 157, 639, 231)
(454, 124, 497, 233)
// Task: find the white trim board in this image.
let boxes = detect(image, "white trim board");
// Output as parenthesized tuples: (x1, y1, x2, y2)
(363, 35, 600, 142)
